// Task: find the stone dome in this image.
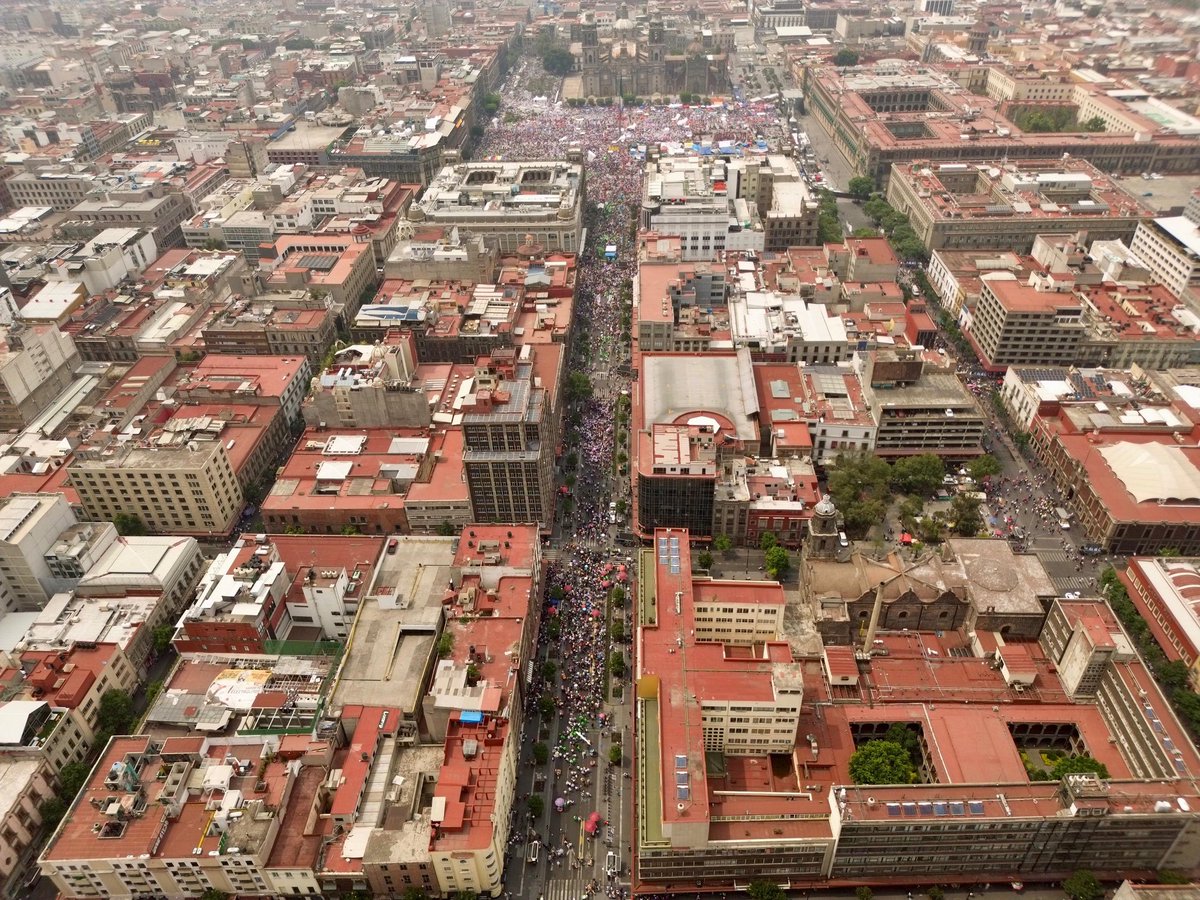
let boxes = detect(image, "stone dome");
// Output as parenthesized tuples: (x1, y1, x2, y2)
(814, 494, 837, 518)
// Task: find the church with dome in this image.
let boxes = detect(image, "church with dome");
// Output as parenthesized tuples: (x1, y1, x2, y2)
(578, 8, 666, 100)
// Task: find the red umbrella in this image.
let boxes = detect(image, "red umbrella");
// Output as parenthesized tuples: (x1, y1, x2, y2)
(601, 579, 612, 588)
(617, 572, 628, 582)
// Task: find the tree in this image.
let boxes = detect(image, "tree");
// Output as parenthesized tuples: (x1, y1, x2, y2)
(538, 695, 556, 718)
(542, 661, 557, 682)
(39, 796, 67, 831)
(765, 546, 790, 580)
(610, 619, 625, 642)
(890, 454, 945, 496)
(713, 533, 733, 553)
(1050, 755, 1110, 780)
(1158, 660, 1191, 692)
(527, 794, 544, 817)
(883, 723, 922, 765)
(696, 550, 714, 570)
(437, 632, 454, 658)
(542, 47, 575, 76)
(151, 624, 174, 655)
(482, 92, 502, 115)
(532, 742, 549, 765)
(609, 744, 623, 765)
(1081, 116, 1106, 132)
(340, 524, 361, 536)
(848, 740, 916, 784)
(145, 679, 164, 706)
(283, 37, 315, 50)
(436, 520, 457, 536)
(856, 888, 874, 900)
(950, 493, 984, 536)
(967, 454, 1002, 482)
(401, 888, 430, 900)
(759, 532, 778, 552)
(609, 650, 626, 678)
(898, 495, 924, 530)
(747, 881, 787, 900)
(928, 889, 944, 900)
(1062, 870, 1103, 900)
(847, 176, 875, 200)
(97, 689, 135, 737)
(833, 49, 860, 67)
(566, 371, 594, 404)
(58, 761, 91, 800)
(113, 513, 148, 536)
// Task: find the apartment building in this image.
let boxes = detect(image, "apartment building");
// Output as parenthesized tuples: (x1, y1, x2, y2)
(0, 757, 53, 897)
(0, 493, 79, 613)
(302, 336, 429, 429)
(0, 324, 80, 431)
(175, 354, 311, 424)
(857, 349, 986, 461)
(258, 235, 379, 318)
(39, 734, 341, 898)
(410, 160, 585, 254)
(174, 534, 383, 654)
(635, 530, 816, 885)
(201, 292, 337, 366)
(1129, 217, 1200, 300)
(6, 170, 97, 211)
(461, 354, 557, 527)
(69, 439, 243, 537)
(60, 181, 194, 249)
(966, 276, 1086, 371)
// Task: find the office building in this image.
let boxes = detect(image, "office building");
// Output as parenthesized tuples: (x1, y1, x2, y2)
(966, 276, 1085, 371)
(0, 324, 79, 431)
(856, 349, 986, 461)
(1129, 216, 1200, 300)
(462, 352, 558, 527)
(886, 160, 1150, 253)
(409, 161, 585, 254)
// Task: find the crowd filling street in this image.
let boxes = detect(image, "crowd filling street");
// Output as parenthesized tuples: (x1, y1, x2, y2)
(476, 57, 804, 900)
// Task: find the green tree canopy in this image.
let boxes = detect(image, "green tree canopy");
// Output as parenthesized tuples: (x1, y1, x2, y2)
(542, 47, 575, 76)
(759, 532, 778, 552)
(566, 371, 594, 404)
(532, 742, 549, 765)
(1062, 870, 1103, 900)
(713, 533, 733, 552)
(833, 49, 860, 67)
(966, 454, 1002, 482)
(283, 37, 315, 50)
(114, 513, 148, 536)
(765, 545, 790, 580)
(609, 743, 623, 764)
(950, 493, 984, 536)
(848, 739, 917, 784)
(890, 453, 945, 496)
(527, 794, 544, 817)
(696, 550, 714, 570)
(1081, 115, 1106, 132)
(847, 176, 875, 200)
(58, 761, 92, 800)
(97, 689, 135, 736)
(1050, 754, 1110, 780)
(747, 881, 787, 900)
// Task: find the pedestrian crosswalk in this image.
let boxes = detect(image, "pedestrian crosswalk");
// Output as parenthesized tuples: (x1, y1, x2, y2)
(544, 872, 588, 900)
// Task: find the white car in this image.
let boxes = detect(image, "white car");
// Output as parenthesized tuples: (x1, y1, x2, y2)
(606, 850, 619, 877)
(528, 841, 539, 864)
